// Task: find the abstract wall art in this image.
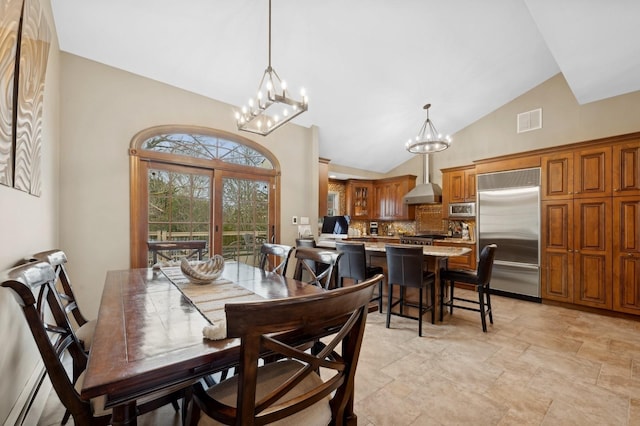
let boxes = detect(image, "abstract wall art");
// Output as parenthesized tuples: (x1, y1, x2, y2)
(0, 0, 23, 188)
(14, 0, 51, 196)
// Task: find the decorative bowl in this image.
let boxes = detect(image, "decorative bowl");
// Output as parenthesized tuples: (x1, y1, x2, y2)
(180, 255, 225, 284)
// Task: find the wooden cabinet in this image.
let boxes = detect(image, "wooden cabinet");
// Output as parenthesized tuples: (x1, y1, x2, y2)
(541, 200, 574, 302)
(345, 175, 416, 220)
(441, 165, 475, 218)
(613, 141, 640, 196)
(372, 175, 416, 220)
(433, 240, 477, 271)
(612, 197, 640, 314)
(345, 180, 373, 219)
(573, 198, 612, 309)
(542, 146, 611, 200)
(541, 197, 612, 309)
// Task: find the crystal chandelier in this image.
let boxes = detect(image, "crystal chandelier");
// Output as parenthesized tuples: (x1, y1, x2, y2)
(405, 103, 451, 153)
(235, 0, 308, 136)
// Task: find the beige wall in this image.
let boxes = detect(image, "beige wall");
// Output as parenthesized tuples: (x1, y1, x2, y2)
(0, 0, 60, 422)
(387, 73, 640, 184)
(58, 53, 318, 319)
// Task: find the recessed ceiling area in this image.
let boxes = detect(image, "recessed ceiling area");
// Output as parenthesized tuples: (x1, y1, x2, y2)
(51, 0, 640, 174)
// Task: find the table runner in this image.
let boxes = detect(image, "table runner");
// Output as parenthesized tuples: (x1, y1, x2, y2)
(160, 266, 264, 339)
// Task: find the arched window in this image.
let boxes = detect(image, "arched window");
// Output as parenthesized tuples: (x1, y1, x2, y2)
(129, 125, 281, 268)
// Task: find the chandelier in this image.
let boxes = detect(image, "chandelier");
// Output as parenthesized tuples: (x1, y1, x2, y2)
(405, 103, 451, 153)
(235, 0, 308, 136)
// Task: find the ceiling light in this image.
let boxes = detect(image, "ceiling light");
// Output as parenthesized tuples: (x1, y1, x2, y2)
(235, 0, 308, 136)
(405, 103, 451, 153)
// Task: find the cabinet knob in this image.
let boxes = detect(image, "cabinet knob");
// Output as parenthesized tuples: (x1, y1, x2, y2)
(614, 188, 620, 192)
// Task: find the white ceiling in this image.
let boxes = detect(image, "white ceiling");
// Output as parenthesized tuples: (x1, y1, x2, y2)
(50, 0, 640, 174)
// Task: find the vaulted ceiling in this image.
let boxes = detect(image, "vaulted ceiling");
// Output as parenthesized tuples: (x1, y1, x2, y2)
(51, 0, 640, 173)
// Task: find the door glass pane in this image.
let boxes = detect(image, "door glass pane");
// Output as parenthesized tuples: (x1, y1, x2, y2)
(222, 177, 269, 266)
(147, 168, 211, 265)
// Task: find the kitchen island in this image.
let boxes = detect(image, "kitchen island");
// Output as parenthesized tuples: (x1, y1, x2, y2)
(317, 239, 471, 322)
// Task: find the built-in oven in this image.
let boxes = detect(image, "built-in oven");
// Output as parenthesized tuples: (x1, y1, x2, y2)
(448, 202, 476, 218)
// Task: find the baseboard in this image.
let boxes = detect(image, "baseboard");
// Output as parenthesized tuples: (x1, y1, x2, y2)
(3, 361, 50, 426)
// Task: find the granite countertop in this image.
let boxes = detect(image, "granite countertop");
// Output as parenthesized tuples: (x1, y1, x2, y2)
(439, 238, 476, 244)
(316, 239, 471, 257)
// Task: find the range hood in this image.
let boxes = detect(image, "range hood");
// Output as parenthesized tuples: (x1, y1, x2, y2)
(403, 154, 442, 204)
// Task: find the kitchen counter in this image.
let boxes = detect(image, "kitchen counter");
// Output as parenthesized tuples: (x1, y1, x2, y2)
(316, 239, 471, 257)
(440, 238, 476, 244)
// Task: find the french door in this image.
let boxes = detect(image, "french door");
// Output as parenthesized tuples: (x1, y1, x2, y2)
(132, 161, 276, 267)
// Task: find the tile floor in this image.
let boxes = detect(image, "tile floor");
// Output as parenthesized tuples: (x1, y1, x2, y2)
(38, 289, 640, 425)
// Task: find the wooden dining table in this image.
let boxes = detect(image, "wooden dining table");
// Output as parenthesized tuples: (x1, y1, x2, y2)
(80, 261, 326, 425)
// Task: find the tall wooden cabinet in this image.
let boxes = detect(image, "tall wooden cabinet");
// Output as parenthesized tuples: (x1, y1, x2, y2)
(541, 138, 639, 313)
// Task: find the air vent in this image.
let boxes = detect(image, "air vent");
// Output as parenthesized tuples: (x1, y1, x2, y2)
(517, 108, 542, 133)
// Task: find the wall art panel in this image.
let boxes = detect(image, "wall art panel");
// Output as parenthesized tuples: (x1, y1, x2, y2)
(0, 0, 23, 187)
(14, 0, 50, 196)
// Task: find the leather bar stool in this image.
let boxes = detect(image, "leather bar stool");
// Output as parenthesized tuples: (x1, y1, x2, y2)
(385, 244, 435, 337)
(335, 241, 384, 312)
(439, 244, 497, 332)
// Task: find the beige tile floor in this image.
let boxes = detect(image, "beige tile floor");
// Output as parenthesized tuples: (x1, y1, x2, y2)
(39, 289, 640, 425)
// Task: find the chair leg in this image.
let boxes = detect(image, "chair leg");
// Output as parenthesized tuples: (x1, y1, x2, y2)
(439, 278, 445, 322)
(430, 280, 435, 324)
(486, 284, 494, 324)
(386, 283, 393, 329)
(418, 288, 423, 337)
(449, 279, 455, 315)
(478, 286, 487, 332)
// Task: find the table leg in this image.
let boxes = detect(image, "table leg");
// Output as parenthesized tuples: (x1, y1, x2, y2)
(111, 402, 137, 426)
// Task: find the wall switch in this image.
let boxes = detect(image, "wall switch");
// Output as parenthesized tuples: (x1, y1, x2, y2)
(292, 216, 298, 225)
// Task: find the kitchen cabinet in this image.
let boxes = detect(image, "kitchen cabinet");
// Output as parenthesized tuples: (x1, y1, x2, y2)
(372, 175, 416, 220)
(612, 197, 640, 314)
(441, 165, 475, 218)
(541, 146, 611, 200)
(433, 240, 476, 271)
(613, 141, 640, 197)
(345, 180, 373, 219)
(541, 198, 612, 309)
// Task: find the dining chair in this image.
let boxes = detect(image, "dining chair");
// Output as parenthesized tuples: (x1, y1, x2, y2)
(335, 241, 384, 313)
(190, 273, 383, 426)
(292, 247, 342, 290)
(30, 249, 96, 352)
(257, 243, 294, 275)
(385, 244, 436, 337)
(440, 244, 498, 332)
(1, 261, 186, 426)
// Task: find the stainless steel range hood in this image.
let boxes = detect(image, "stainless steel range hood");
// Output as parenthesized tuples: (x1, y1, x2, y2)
(403, 154, 442, 204)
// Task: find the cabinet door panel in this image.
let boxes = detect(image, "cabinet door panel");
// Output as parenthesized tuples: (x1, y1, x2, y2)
(449, 172, 465, 203)
(613, 197, 640, 313)
(574, 147, 611, 198)
(464, 169, 476, 201)
(541, 153, 573, 199)
(541, 200, 573, 302)
(613, 141, 640, 196)
(574, 198, 612, 308)
(542, 251, 573, 301)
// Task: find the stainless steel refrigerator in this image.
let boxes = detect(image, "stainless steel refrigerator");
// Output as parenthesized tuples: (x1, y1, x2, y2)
(477, 168, 541, 300)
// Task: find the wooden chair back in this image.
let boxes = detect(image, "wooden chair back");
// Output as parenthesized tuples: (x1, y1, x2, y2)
(1, 261, 101, 425)
(31, 249, 89, 327)
(192, 273, 382, 425)
(292, 247, 342, 289)
(258, 243, 294, 275)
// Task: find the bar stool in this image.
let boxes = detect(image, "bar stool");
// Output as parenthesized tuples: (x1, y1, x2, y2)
(439, 244, 498, 332)
(335, 241, 384, 312)
(385, 244, 435, 336)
